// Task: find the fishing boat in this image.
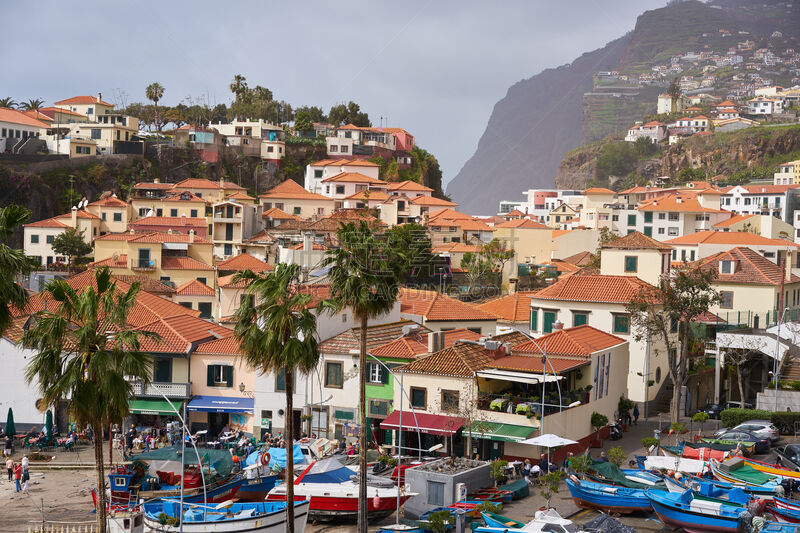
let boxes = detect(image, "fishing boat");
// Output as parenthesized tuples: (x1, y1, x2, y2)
(469, 488, 513, 503)
(646, 489, 750, 533)
(662, 444, 728, 462)
(498, 478, 529, 500)
(698, 439, 756, 455)
(142, 498, 310, 532)
(767, 506, 800, 524)
(587, 461, 663, 489)
(236, 464, 278, 502)
(475, 508, 588, 533)
(744, 458, 800, 480)
(774, 497, 800, 511)
(761, 522, 800, 532)
(107, 463, 243, 505)
(266, 457, 416, 521)
(696, 474, 783, 497)
(565, 478, 651, 514)
(663, 477, 752, 507)
(710, 457, 780, 488)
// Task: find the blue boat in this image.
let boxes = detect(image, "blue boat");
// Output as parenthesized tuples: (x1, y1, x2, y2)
(142, 499, 310, 533)
(565, 478, 651, 514)
(762, 523, 800, 533)
(663, 477, 752, 507)
(767, 505, 800, 524)
(646, 489, 749, 533)
(700, 474, 783, 497)
(236, 472, 279, 502)
(474, 509, 582, 533)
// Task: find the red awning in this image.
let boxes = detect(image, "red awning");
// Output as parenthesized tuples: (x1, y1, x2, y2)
(380, 410, 465, 436)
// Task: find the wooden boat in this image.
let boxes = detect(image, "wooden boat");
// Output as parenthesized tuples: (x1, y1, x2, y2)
(480, 511, 524, 529)
(475, 508, 589, 533)
(142, 499, 310, 533)
(762, 523, 800, 533)
(663, 477, 751, 507)
(775, 496, 800, 511)
(744, 458, 800, 480)
(464, 492, 505, 503)
(696, 473, 783, 497)
(698, 439, 756, 455)
(565, 478, 651, 514)
(498, 478, 529, 500)
(233, 464, 278, 502)
(646, 489, 749, 533)
(470, 488, 513, 503)
(662, 444, 728, 461)
(710, 458, 779, 489)
(768, 506, 800, 524)
(108, 466, 243, 505)
(377, 526, 425, 533)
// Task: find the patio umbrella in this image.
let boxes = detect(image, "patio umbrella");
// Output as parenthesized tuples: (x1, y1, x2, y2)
(5, 408, 15, 438)
(45, 410, 53, 442)
(521, 433, 578, 461)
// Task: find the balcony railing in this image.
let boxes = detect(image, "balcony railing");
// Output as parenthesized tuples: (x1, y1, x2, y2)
(132, 259, 156, 271)
(132, 381, 191, 398)
(477, 390, 591, 419)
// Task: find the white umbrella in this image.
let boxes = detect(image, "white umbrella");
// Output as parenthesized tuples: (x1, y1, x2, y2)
(520, 434, 577, 448)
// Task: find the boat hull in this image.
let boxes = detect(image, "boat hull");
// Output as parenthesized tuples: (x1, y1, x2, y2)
(235, 475, 278, 502)
(745, 459, 800, 480)
(137, 477, 243, 504)
(769, 507, 800, 524)
(565, 479, 651, 514)
(143, 500, 310, 533)
(266, 491, 411, 521)
(647, 491, 745, 533)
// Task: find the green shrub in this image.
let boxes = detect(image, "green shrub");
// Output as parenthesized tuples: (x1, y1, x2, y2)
(591, 412, 608, 430)
(426, 510, 455, 533)
(641, 437, 659, 450)
(569, 453, 592, 473)
(790, 381, 800, 391)
(670, 422, 687, 433)
(770, 412, 800, 434)
(720, 408, 772, 428)
(618, 396, 634, 417)
(608, 446, 628, 467)
(490, 459, 509, 485)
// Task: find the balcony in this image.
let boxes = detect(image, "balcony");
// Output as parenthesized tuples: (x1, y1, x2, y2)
(477, 389, 591, 419)
(132, 381, 191, 399)
(131, 259, 156, 272)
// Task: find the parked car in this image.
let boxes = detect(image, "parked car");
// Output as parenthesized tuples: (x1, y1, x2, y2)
(698, 403, 723, 420)
(723, 401, 755, 410)
(714, 420, 779, 444)
(713, 429, 770, 454)
(774, 444, 800, 472)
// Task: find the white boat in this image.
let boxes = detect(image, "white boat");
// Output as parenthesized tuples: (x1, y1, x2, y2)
(141, 499, 310, 532)
(477, 508, 589, 532)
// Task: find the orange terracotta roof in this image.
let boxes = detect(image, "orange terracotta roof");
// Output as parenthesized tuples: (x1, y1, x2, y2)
(723, 184, 800, 195)
(552, 230, 571, 238)
(428, 208, 472, 222)
(638, 193, 726, 213)
(160, 256, 214, 271)
(224, 192, 256, 201)
(218, 273, 248, 289)
(89, 254, 128, 268)
(540, 259, 581, 273)
(133, 182, 174, 190)
(513, 325, 626, 358)
(321, 172, 388, 185)
(388, 181, 434, 192)
(244, 230, 276, 243)
(410, 195, 458, 207)
(304, 209, 385, 232)
(559, 251, 596, 266)
(345, 190, 390, 201)
(488, 355, 589, 374)
(476, 291, 539, 323)
(112, 275, 176, 295)
(398, 331, 525, 377)
(717, 100, 736, 107)
(24, 217, 69, 228)
(532, 274, 655, 304)
(138, 315, 231, 354)
(583, 187, 616, 195)
(262, 207, 299, 220)
(602, 231, 672, 251)
(0, 107, 51, 129)
(21, 110, 53, 122)
(432, 243, 483, 254)
(54, 95, 113, 107)
(194, 336, 242, 356)
(369, 328, 483, 360)
(130, 216, 207, 228)
(259, 180, 332, 201)
(696, 247, 800, 285)
(619, 186, 663, 194)
(162, 190, 206, 203)
(400, 288, 498, 322)
(310, 158, 379, 168)
(494, 218, 549, 229)
(87, 195, 127, 208)
(37, 106, 87, 118)
(319, 320, 429, 355)
(173, 178, 245, 190)
(289, 242, 328, 250)
(665, 230, 799, 247)
(175, 279, 215, 296)
(713, 214, 756, 228)
(217, 253, 274, 272)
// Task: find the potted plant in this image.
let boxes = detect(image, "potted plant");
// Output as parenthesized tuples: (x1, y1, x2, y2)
(426, 510, 455, 533)
(692, 412, 710, 440)
(590, 412, 608, 448)
(618, 396, 634, 431)
(539, 471, 565, 510)
(490, 459, 509, 488)
(607, 446, 628, 467)
(641, 437, 659, 453)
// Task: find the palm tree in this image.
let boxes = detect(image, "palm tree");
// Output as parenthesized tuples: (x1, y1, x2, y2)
(0, 204, 31, 334)
(233, 263, 319, 533)
(20, 98, 45, 116)
(229, 74, 248, 101)
(22, 268, 155, 533)
(323, 220, 403, 533)
(145, 82, 165, 134)
(0, 97, 18, 109)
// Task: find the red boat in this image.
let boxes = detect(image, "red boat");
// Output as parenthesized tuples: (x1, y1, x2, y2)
(470, 488, 513, 503)
(266, 458, 416, 521)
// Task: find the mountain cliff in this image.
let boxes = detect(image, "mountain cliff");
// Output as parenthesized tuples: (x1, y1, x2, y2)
(446, 0, 800, 213)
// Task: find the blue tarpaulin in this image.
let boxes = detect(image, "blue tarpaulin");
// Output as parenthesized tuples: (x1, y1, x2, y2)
(245, 444, 304, 469)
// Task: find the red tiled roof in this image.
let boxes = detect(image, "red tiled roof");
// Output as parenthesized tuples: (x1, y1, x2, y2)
(160, 256, 214, 271)
(532, 274, 655, 304)
(217, 253, 274, 272)
(21, 110, 53, 122)
(245, 230, 276, 244)
(713, 214, 755, 228)
(513, 325, 626, 358)
(24, 217, 69, 228)
(494, 218, 549, 229)
(161, 190, 207, 203)
(400, 288, 498, 322)
(173, 178, 245, 190)
(289, 242, 328, 250)
(369, 328, 483, 360)
(319, 321, 430, 355)
(476, 291, 539, 323)
(602, 231, 672, 251)
(218, 274, 248, 289)
(130, 216, 207, 227)
(638, 193, 727, 213)
(95, 231, 210, 245)
(321, 172, 388, 185)
(432, 243, 483, 254)
(665, 230, 800, 247)
(89, 254, 128, 268)
(388, 181, 434, 192)
(583, 187, 616, 195)
(540, 259, 582, 273)
(559, 251, 596, 266)
(262, 207, 299, 220)
(54, 95, 113, 107)
(138, 315, 231, 354)
(428, 208, 472, 222)
(695, 247, 800, 285)
(224, 192, 255, 201)
(194, 336, 241, 355)
(87, 195, 127, 208)
(309, 158, 379, 168)
(259, 179, 332, 201)
(175, 279, 215, 296)
(37, 106, 87, 118)
(398, 331, 525, 377)
(346, 190, 390, 201)
(488, 355, 588, 374)
(410, 196, 458, 207)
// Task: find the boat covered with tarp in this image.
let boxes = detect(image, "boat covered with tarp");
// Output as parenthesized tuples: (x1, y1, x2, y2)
(587, 460, 664, 489)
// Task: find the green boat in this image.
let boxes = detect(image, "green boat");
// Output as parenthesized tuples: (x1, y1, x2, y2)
(480, 511, 525, 529)
(699, 438, 755, 454)
(498, 478, 529, 500)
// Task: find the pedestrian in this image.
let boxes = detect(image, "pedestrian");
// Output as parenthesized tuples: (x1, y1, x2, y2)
(125, 425, 136, 453)
(539, 453, 550, 473)
(633, 404, 640, 425)
(562, 452, 574, 472)
(6, 456, 13, 481)
(522, 459, 532, 484)
(597, 451, 608, 463)
(21, 455, 28, 473)
(86, 425, 93, 443)
(13, 463, 21, 492)
(4, 436, 11, 457)
(21, 463, 29, 493)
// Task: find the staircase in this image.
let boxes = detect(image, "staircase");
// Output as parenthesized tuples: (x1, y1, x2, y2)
(647, 379, 674, 418)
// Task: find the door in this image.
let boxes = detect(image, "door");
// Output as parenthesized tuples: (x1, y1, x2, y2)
(225, 223, 234, 241)
(292, 409, 302, 438)
(490, 440, 504, 460)
(138, 248, 150, 268)
(208, 412, 230, 438)
(153, 358, 172, 383)
(644, 226, 653, 237)
(226, 205, 234, 218)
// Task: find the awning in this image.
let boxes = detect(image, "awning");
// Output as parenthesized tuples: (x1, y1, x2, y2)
(129, 398, 182, 416)
(187, 396, 253, 414)
(379, 410, 465, 436)
(468, 421, 535, 443)
(476, 369, 564, 385)
(162, 242, 189, 251)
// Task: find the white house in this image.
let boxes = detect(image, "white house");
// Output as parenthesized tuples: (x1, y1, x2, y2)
(303, 159, 381, 195)
(747, 97, 783, 115)
(625, 121, 667, 143)
(0, 108, 48, 152)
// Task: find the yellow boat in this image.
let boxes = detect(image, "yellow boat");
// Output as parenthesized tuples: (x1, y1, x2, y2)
(743, 457, 800, 479)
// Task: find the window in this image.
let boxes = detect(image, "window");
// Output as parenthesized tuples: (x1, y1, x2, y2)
(612, 214, 619, 222)
(427, 481, 445, 507)
(367, 362, 387, 384)
(46, 235, 54, 244)
(668, 213, 679, 221)
(91, 129, 101, 140)
(207, 364, 233, 387)
(644, 212, 653, 223)
(543, 311, 556, 333)
(668, 227, 678, 236)
(613, 314, 630, 334)
(314, 169, 323, 178)
(690, 250, 695, 261)
(681, 250, 686, 262)
(441, 390, 459, 412)
(410, 387, 427, 409)
(572, 312, 588, 327)
(267, 146, 274, 152)
(113, 212, 122, 222)
(190, 209, 198, 218)
(720, 291, 734, 309)
(325, 362, 343, 388)
(658, 213, 666, 220)
(170, 209, 178, 217)
(293, 206, 301, 215)
(156, 209, 163, 217)
(30, 234, 39, 244)
(340, 146, 348, 153)
(529, 309, 538, 332)
(644, 226, 653, 237)
(335, 185, 345, 195)
(330, 145, 338, 152)
(624, 256, 638, 273)
(179, 302, 192, 309)
(658, 227, 665, 235)
(369, 400, 389, 416)
(627, 214, 636, 226)
(719, 260, 733, 274)
(198, 302, 212, 318)
(275, 368, 296, 392)
(153, 358, 172, 383)
(224, 243, 233, 256)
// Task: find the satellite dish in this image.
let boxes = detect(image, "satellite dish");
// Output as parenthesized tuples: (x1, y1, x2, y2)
(146, 209, 154, 217)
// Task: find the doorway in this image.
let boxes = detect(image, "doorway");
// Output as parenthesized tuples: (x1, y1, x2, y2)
(208, 412, 229, 438)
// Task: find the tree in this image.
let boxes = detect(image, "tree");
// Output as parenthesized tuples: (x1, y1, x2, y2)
(230, 74, 248, 100)
(632, 136, 657, 157)
(724, 346, 759, 407)
(294, 105, 326, 124)
(323, 220, 404, 533)
(591, 412, 608, 443)
(51, 228, 92, 268)
(539, 471, 565, 509)
(20, 98, 45, 114)
(233, 264, 319, 533)
(481, 239, 515, 288)
(596, 142, 637, 180)
(0, 204, 31, 334)
(667, 77, 682, 113)
(328, 101, 371, 127)
(22, 268, 155, 533)
(384, 223, 435, 280)
(294, 111, 313, 134)
(0, 97, 18, 109)
(145, 83, 165, 134)
(607, 446, 627, 467)
(627, 267, 719, 423)
(692, 412, 709, 436)
(461, 251, 492, 294)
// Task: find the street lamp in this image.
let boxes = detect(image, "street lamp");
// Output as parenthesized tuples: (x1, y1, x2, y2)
(774, 307, 790, 412)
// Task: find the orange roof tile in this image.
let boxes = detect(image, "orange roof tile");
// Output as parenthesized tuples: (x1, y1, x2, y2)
(369, 328, 483, 360)
(638, 193, 726, 213)
(488, 355, 588, 374)
(476, 291, 539, 323)
(194, 336, 242, 355)
(89, 254, 128, 268)
(173, 178, 245, 190)
(262, 207, 299, 220)
(494, 218, 549, 229)
(259, 180, 332, 201)
(130, 216, 207, 228)
(244, 230, 276, 243)
(712, 214, 757, 228)
(388, 181, 434, 192)
(21, 110, 53, 122)
(432, 243, 483, 254)
(162, 190, 207, 203)
(321, 172, 388, 185)
(540, 259, 581, 273)
(428, 208, 472, 222)
(54, 95, 113, 107)
(559, 251, 596, 266)
(398, 331, 526, 377)
(138, 315, 231, 354)
(160, 256, 214, 271)
(87, 195, 127, 208)
(345, 190, 391, 201)
(665, 230, 799, 247)
(410, 195, 457, 207)
(320, 320, 429, 355)
(552, 230, 571, 238)
(583, 187, 616, 195)
(602, 231, 672, 251)
(532, 274, 655, 304)
(175, 279, 215, 296)
(289, 242, 328, 250)
(695, 247, 800, 285)
(37, 106, 87, 118)
(513, 325, 626, 358)
(24, 217, 69, 228)
(400, 288, 498, 322)
(217, 253, 274, 272)
(218, 273, 248, 289)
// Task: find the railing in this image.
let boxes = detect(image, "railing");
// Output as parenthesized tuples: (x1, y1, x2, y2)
(132, 381, 191, 398)
(131, 259, 156, 271)
(477, 390, 591, 419)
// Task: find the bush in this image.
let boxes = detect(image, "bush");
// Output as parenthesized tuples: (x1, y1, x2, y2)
(770, 412, 800, 434)
(618, 396, 634, 417)
(608, 446, 627, 467)
(670, 422, 687, 434)
(641, 437, 659, 450)
(490, 459, 509, 485)
(720, 408, 772, 428)
(591, 412, 609, 430)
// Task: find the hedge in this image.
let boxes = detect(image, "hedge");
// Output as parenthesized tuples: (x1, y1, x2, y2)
(720, 408, 800, 434)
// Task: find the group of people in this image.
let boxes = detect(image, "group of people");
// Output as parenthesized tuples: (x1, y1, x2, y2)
(522, 450, 612, 485)
(6, 455, 30, 493)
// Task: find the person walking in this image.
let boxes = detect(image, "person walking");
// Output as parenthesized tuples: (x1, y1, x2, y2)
(522, 459, 532, 484)
(633, 404, 640, 425)
(6, 456, 13, 481)
(21, 463, 29, 493)
(562, 452, 574, 472)
(13, 463, 21, 492)
(4, 436, 11, 457)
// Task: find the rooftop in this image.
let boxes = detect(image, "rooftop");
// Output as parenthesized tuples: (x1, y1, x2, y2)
(476, 291, 539, 323)
(259, 179, 332, 201)
(175, 279, 215, 296)
(513, 325, 626, 358)
(602, 231, 672, 251)
(695, 247, 800, 286)
(216, 253, 274, 273)
(532, 274, 655, 304)
(665, 230, 799, 247)
(319, 320, 428, 356)
(400, 288, 498, 321)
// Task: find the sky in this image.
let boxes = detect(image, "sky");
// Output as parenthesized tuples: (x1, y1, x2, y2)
(3, 0, 665, 184)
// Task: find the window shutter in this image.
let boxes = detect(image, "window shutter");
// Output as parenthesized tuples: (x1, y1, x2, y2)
(381, 366, 390, 384)
(207, 365, 215, 386)
(225, 365, 233, 387)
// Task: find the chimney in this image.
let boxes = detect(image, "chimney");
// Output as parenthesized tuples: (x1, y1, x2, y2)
(303, 231, 313, 252)
(97, 92, 102, 103)
(71, 206, 77, 227)
(301, 265, 309, 283)
(552, 320, 564, 331)
(181, 214, 186, 225)
(189, 230, 195, 243)
(154, 178, 160, 184)
(676, 197, 683, 204)
(219, 177, 225, 188)
(427, 331, 445, 353)
(786, 251, 792, 283)
(483, 340, 506, 359)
